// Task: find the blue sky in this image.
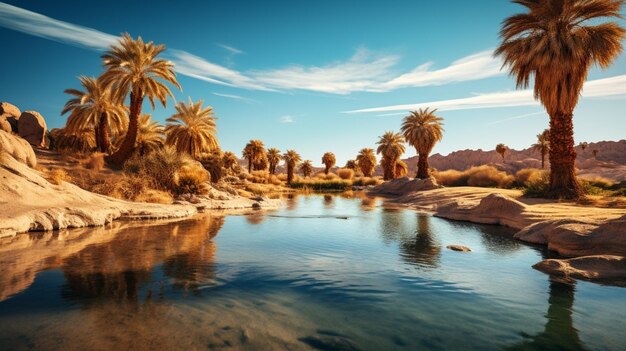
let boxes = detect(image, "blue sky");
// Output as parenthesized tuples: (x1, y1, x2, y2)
(1, 0, 625, 166)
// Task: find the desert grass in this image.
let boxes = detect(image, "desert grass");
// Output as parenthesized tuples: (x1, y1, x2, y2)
(336, 168, 354, 180)
(432, 165, 514, 188)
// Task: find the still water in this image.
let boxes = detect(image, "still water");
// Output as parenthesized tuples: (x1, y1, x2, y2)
(0, 194, 625, 350)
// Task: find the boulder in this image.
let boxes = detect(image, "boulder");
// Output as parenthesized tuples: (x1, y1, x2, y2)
(1, 102, 21, 133)
(0, 129, 36, 167)
(446, 245, 471, 252)
(533, 255, 626, 284)
(0, 116, 11, 133)
(435, 193, 530, 228)
(371, 177, 441, 196)
(17, 111, 48, 148)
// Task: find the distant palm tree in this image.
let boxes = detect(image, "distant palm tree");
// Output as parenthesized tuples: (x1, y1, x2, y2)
(100, 33, 181, 166)
(165, 98, 218, 159)
(222, 151, 238, 173)
(267, 148, 282, 175)
(62, 76, 126, 154)
(532, 129, 550, 169)
(115, 114, 164, 156)
(242, 139, 265, 173)
(495, 0, 625, 198)
(395, 159, 409, 178)
(401, 108, 444, 179)
(282, 150, 301, 184)
(376, 131, 405, 180)
(496, 143, 508, 163)
(592, 149, 599, 159)
(255, 152, 269, 171)
(344, 159, 360, 172)
(356, 148, 377, 177)
(300, 160, 313, 177)
(321, 152, 336, 175)
(579, 142, 589, 153)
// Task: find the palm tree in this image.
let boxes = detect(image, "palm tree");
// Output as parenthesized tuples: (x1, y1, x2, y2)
(321, 152, 336, 175)
(116, 113, 165, 156)
(496, 143, 508, 163)
(165, 98, 218, 159)
(579, 142, 589, 153)
(100, 33, 181, 166)
(50, 127, 97, 153)
(592, 149, 599, 159)
(495, 0, 625, 199)
(300, 160, 313, 177)
(242, 139, 265, 173)
(62, 76, 127, 154)
(376, 131, 406, 180)
(344, 159, 360, 172)
(395, 159, 409, 178)
(356, 148, 377, 177)
(282, 150, 301, 184)
(267, 148, 282, 175)
(222, 151, 239, 173)
(401, 108, 444, 179)
(532, 129, 550, 169)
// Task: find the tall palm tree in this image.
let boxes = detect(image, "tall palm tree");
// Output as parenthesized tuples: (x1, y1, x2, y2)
(100, 33, 181, 166)
(356, 148, 377, 177)
(321, 152, 336, 175)
(62, 76, 127, 154)
(376, 131, 406, 180)
(344, 159, 360, 172)
(300, 160, 313, 177)
(165, 98, 218, 159)
(222, 151, 238, 173)
(267, 148, 282, 175)
(496, 143, 508, 163)
(282, 150, 301, 184)
(495, 0, 625, 199)
(532, 129, 550, 169)
(115, 113, 165, 156)
(401, 109, 444, 179)
(242, 139, 265, 173)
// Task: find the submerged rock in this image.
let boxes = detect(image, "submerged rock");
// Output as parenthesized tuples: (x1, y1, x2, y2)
(533, 255, 626, 284)
(446, 245, 471, 252)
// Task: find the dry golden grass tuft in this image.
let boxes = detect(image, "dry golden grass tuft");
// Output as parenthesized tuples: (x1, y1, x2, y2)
(336, 168, 354, 180)
(82, 153, 106, 171)
(46, 168, 70, 185)
(433, 165, 514, 188)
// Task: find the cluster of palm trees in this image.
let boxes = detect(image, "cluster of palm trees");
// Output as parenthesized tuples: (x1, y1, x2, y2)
(59, 34, 219, 167)
(240, 140, 304, 183)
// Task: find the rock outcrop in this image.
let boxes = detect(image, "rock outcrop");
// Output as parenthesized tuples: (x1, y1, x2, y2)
(435, 193, 532, 229)
(17, 110, 48, 148)
(533, 255, 626, 284)
(0, 116, 12, 133)
(0, 102, 21, 133)
(370, 177, 441, 196)
(0, 130, 36, 167)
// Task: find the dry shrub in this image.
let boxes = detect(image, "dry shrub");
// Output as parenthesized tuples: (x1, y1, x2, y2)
(433, 165, 514, 188)
(336, 168, 354, 180)
(176, 167, 210, 195)
(92, 176, 155, 201)
(579, 176, 614, 189)
(268, 174, 283, 185)
(315, 172, 339, 181)
(134, 189, 173, 204)
(514, 168, 544, 187)
(352, 177, 382, 187)
(83, 153, 105, 171)
(47, 169, 70, 185)
(277, 173, 288, 182)
(290, 178, 352, 191)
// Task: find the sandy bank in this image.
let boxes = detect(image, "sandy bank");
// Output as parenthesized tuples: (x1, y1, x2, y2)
(371, 178, 626, 284)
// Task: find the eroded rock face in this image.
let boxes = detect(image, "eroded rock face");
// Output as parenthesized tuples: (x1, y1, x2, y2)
(18, 111, 48, 148)
(0, 102, 21, 133)
(371, 177, 441, 196)
(435, 193, 530, 228)
(533, 255, 626, 283)
(515, 216, 626, 257)
(0, 129, 37, 167)
(0, 116, 11, 133)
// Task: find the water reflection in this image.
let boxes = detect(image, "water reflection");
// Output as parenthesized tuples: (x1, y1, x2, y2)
(449, 221, 524, 254)
(245, 212, 266, 225)
(508, 280, 585, 351)
(323, 194, 334, 208)
(380, 210, 441, 268)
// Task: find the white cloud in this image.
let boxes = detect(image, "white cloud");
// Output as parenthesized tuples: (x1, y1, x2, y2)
(279, 115, 294, 123)
(484, 111, 546, 126)
(217, 43, 243, 55)
(345, 75, 626, 114)
(381, 50, 504, 90)
(0, 2, 117, 49)
(212, 92, 256, 103)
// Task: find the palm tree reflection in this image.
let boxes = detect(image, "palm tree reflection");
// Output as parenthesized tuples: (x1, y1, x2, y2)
(508, 279, 585, 351)
(380, 211, 441, 268)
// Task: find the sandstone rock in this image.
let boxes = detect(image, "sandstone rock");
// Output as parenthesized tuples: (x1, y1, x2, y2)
(0, 129, 36, 167)
(0, 102, 21, 119)
(17, 111, 48, 148)
(371, 177, 441, 196)
(533, 255, 626, 284)
(446, 245, 471, 252)
(0, 116, 11, 133)
(435, 193, 531, 228)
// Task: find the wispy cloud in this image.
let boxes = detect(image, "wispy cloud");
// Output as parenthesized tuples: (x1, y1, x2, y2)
(279, 115, 295, 123)
(484, 111, 546, 126)
(345, 75, 626, 114)
(212, 92, 256, 103)
(216, 43, 243, 55)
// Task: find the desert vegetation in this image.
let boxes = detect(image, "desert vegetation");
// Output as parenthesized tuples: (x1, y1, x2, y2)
(401, 108, 444, 179)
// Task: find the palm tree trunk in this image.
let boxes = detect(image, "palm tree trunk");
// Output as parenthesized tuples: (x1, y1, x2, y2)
(248, 159, 252, 173)
(390, 158, 398, 179)
(382, 158, 391, 180)
(416, 153, 429, 179)
(287, 164, 294, 184)
(541, 150, 546, 169)
(548, 112, 583, 199)
(107, 90, 142, 167)
(97, 112, 112, 154)
(324, 165, 330, 175)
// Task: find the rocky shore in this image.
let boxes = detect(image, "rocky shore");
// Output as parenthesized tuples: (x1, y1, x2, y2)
(370, 177, 626, 284)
